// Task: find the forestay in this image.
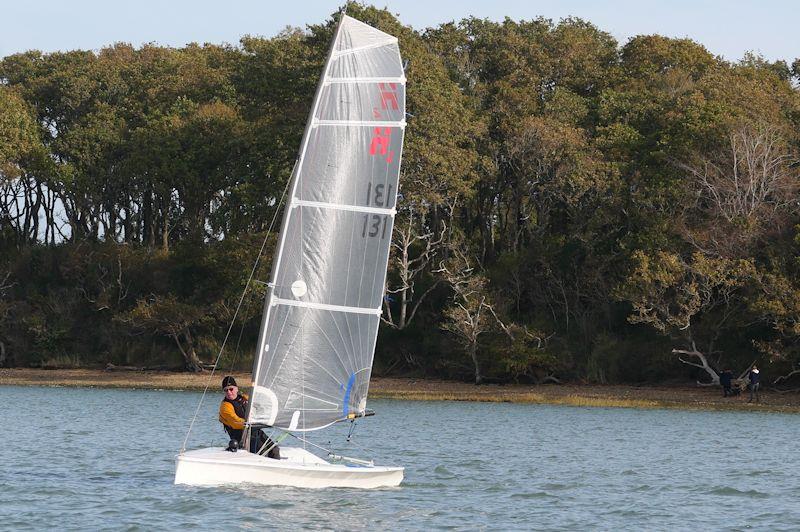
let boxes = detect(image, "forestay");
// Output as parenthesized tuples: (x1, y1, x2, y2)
(248, 15, 405, 432)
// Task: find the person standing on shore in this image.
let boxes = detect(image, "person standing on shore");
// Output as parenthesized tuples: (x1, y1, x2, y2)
(748, 365, 761, 403)
(719, 369, 734, 397)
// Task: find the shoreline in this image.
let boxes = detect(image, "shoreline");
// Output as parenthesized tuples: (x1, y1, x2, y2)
(2, 368, 797, 414)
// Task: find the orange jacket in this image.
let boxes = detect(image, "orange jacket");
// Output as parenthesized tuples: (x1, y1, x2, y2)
(219, 393, 249, 430)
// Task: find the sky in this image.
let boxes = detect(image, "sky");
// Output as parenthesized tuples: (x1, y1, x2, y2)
(1, 0, 798, 64)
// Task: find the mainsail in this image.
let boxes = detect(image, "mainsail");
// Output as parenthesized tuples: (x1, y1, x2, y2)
(247, 15, 405, 432)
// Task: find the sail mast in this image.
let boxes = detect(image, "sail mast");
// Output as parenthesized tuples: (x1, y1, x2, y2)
(248, 11, 348, 410)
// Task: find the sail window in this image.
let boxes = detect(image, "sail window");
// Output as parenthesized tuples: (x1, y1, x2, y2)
(291, 280, 308, 298)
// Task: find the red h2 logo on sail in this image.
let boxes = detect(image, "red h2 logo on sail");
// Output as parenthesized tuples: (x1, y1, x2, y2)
(370, 83, 398, 164)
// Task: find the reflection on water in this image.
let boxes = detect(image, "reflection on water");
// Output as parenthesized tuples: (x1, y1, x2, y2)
(1, 385, 799, 529)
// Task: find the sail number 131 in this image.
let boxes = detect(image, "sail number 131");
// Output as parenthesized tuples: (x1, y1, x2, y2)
(361, 182, 393, 239)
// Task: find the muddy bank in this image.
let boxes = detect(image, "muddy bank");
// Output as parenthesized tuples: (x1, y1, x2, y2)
(2, 368, 797, 413)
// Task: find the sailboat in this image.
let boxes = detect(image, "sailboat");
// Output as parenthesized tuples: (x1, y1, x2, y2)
(174, 13, 406, 489)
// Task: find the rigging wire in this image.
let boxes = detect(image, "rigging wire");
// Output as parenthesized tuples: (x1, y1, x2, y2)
(282, 430, 333, 456)
(180, 168, 294, 453)
(260, 420, 373, 462)
(226, 299, 250, 374)
(344, 418, 375, 457)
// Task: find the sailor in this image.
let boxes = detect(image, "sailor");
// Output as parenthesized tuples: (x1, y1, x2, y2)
(219, 375, 280, 458)
(747, 365, 761, 403)
(219, 375, 248, 446)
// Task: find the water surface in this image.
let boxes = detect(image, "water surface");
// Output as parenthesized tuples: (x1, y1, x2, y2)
(1, 386, 797, 530)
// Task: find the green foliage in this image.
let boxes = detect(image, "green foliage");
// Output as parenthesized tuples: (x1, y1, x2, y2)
(494, 327, 560, 384)
(0, 86, 39, 177)
(617, 251, 757, 332)
(1, 6, 799, 384)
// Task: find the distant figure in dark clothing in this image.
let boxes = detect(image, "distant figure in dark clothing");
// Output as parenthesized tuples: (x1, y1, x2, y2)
(748, 366, 761, 403)
(719, 369, 734, 397)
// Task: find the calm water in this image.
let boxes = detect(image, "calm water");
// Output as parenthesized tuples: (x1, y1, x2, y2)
(1, 385, 798, 530)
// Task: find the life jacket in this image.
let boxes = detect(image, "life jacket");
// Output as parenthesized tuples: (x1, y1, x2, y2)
(224, 394, 248, 421)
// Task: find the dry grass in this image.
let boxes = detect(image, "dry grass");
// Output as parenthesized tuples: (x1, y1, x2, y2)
(369, 390, 661, 409)
(2, 369, 800, 414)
(541, 394, 661, 409)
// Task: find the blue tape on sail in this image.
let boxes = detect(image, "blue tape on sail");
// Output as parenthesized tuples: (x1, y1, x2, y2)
(343, 372, 356, 416)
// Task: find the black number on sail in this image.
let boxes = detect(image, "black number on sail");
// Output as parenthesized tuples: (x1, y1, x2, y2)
(362, 214, 388, 238)
(365, 181, 394, 208)
(362, 181, 393, 239)
(373, 183, 384, 206)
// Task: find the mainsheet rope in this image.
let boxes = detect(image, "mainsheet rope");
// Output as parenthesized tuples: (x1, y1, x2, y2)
(180, 166, 295, 453)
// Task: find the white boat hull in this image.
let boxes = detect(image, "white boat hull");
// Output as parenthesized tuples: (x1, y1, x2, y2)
(174, 447, 403, 489)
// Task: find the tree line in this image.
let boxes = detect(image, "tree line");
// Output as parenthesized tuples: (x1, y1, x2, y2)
(1, 4, 799, 386)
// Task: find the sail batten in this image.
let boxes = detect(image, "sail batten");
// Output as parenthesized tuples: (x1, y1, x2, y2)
(272, 297, 382, 315)
(248, 14, 404, 432)
(292, 199, 396, 215)
(314, 119, 405, 127)
(324, 77, 405, 84)
(332, 40, 397, 57)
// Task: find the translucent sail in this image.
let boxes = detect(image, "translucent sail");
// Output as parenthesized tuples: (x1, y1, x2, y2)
(247, 15, 405, 432)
